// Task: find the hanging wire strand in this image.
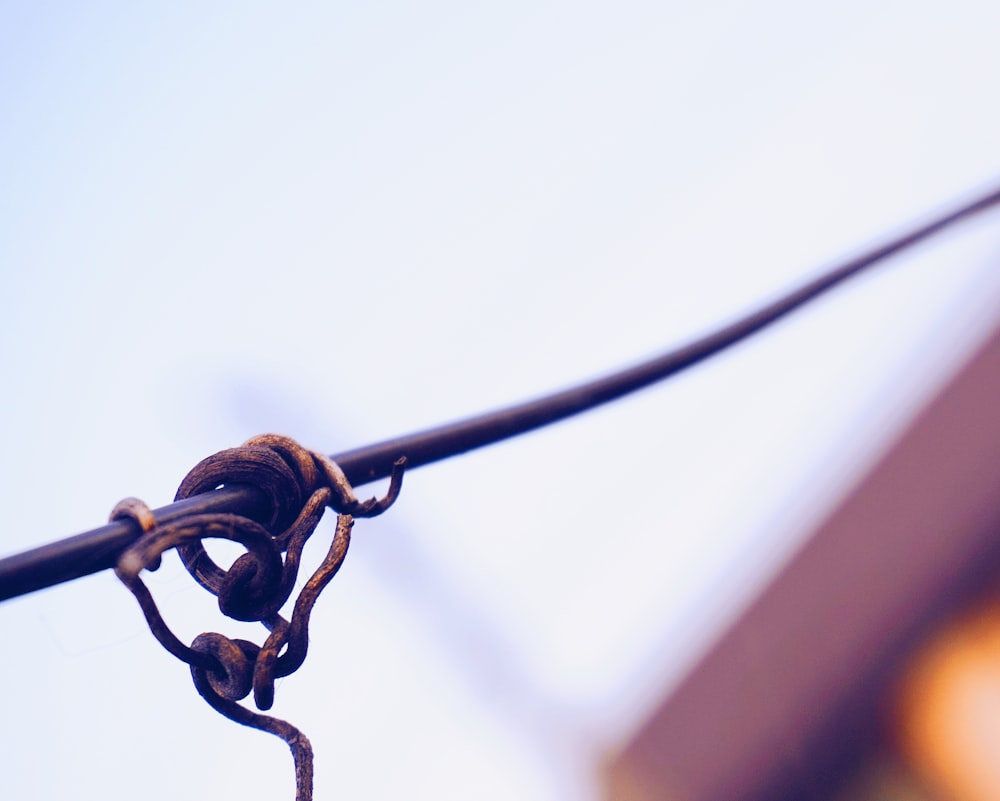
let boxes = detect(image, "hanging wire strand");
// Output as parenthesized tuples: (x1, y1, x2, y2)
(2, 183, 1000, 603)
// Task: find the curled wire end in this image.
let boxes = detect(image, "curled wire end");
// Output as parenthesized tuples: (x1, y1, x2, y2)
(348, 456, 407, 518)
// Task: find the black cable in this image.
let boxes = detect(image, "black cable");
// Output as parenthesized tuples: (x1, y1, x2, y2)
(2, 183, 999, 602)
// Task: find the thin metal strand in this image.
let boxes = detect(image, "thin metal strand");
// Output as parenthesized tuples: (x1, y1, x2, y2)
(2, 183, 999, 602)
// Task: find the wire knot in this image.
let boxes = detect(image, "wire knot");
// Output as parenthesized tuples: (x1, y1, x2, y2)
(112, 435, 406, 801)
(169, 435, 403, 619)
(192, 632, 259, 701)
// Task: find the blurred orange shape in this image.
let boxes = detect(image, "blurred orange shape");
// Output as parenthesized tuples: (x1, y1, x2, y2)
(896, 601, 1000, 801)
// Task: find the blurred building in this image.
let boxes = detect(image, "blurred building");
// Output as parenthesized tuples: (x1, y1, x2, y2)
(605, 308, 1000, 801)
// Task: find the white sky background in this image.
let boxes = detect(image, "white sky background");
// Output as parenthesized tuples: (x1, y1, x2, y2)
(3, 2, 1000, 800)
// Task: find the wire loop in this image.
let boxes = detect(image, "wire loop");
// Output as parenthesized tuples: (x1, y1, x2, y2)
(113, 435, 406, 801)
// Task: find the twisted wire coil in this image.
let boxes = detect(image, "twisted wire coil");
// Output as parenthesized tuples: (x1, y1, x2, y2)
(112, 434, 406, 801)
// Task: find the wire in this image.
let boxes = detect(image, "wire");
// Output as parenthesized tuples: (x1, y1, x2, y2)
(2, 183, 1000, 602)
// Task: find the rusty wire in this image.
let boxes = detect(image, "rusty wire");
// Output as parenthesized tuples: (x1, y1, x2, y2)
(112, 434, 406, 801)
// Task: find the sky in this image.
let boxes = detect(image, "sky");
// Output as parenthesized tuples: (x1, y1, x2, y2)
(2, 3, 1000, 800)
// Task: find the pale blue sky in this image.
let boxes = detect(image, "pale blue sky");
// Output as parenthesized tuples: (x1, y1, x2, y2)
(3, 3, 1000, 800)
